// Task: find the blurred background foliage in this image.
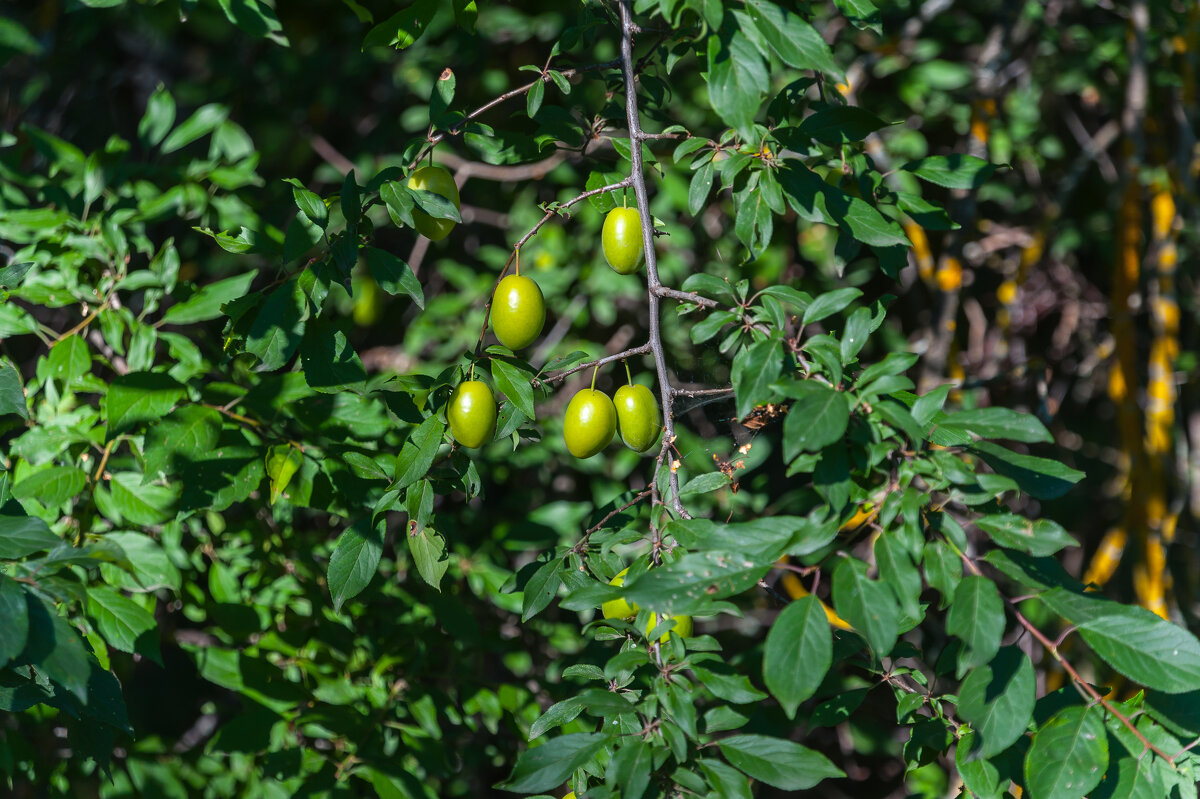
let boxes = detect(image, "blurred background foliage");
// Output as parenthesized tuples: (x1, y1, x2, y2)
(0, 0, 1197, 796)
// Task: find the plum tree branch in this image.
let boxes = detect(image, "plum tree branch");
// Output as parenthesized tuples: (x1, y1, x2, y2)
(534, 344, 653, 388)
(619, 0, 689, 521)
(954, 542, 1177, 767)
(410, 58, 622, 169)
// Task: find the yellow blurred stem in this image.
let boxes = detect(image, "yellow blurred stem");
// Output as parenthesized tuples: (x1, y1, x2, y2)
(779, 571, 853, 631)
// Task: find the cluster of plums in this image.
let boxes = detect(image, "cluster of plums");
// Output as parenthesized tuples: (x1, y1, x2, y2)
(410, 165, 661, 458)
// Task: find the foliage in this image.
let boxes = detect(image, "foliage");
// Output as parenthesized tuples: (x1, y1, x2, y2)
(1, 1, 1198, 798)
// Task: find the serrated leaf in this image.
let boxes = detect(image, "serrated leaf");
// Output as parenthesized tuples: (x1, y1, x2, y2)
(1024, 704, 1107, 799)
(779, 383, 850, 461)
(957, 647, 1035, 757)
(947, 576, 1004, 676)
(623, 551, 773, 616)
(731, 337, 783, 419)
(971, 441, 1085, 500)
(903, 154, 997, 190)
(763, 595, 831, 718)
(1039, 588, 1200, 694)
(365, 247, 424, 308)
(245, 278, 308, 372)
(87, 586, 160, 665)
(495, 732, 609, 792)
(832, 557, 897, 657)
(162, 270, 258, 325)
(0, 576, 29, 668)
(718, 734, 845, 791)
(12, 466, 87, 508)
(0, 359, 29, 419)
(408, 526, 449, 590)
(105, 371, 185, 440)
(975, 514, 1078, 557)
(743, 0, 842, 78)
(491, 359, 535, 421)
(328, 520, 384, 611)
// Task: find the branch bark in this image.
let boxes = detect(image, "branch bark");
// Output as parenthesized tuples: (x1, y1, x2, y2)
(618, 0, 689, 520)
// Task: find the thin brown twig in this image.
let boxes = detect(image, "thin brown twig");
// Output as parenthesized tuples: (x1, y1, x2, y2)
(410, 58, 622, 169)
(574, 489, 654, 554)
(534, 344, 652, 388)
(955, 545, 1177, 766)
(651, 285, 721, 308)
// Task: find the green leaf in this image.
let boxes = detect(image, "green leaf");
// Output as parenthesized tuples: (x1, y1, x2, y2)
(12, 467, 87, 508)
(803, 287, 862, 326)
(698, 758, 753, 799)
(393, 415, 445, 491)
(87, 586, 160, 665)
(718, 734, 845, 791)
(731, 337, 782, 419)
(363, 0, 438, 50)
(763, 595, 831, 718)
(706, 30, 768, 139)
(903, 154, 997, 190)
(521, 557, 562, 623)
(143, 405, 222, 478)
(246, 277, 308, 372)
(666, 515, 835, 560)
(408, 526, 449, 590)
(743, 0, 842, 78)
(955, 731, 1004, 799)
(22, 595, 89, 701)
(0, 515, 61, 559)
(780, 383, 850, 461)
(937, 407, 1053, 444)
(0, 359, 28, 419)
(491, 359, 535, 421)
(975, 514, 1078, 557)
(137, 84, 175, 146)
(526, 77, 545, 118)
(365, 247, 424, 309)
(874, 532, 922, 621)
(692, 662, 767, 704)
(105, 371, 186, 440)
(832, 557, 898, 658)
(623, 550, 774, 615)
(607, 738, 653, 799)
(160, 103, 228, 153)
(328, 519, 384, 612)
(947, 576, 1005, 676)
(1039, 588, 1200, 694)
(956, 647, 1035, 757)
(0, 575, 29, 668)
(265, 444, 304, 505)
(162, 270, 258, 325)
(288, 180, 327, 229)
(46, 335, 92, 386)
(0, 261, 34, 289)
(451, 0, 477, 32)
(689, 160, 715, 216)
(98, 532, 181, 592)
(107, 472, 177, 525)
(300, 321, 367, 394)
(797, 106, 888, 144)
(971, 441, 1084, 500)
(1024, 705, 1107, 799)
(923, 539, 962, 608)
(496, 732, 609, 793)
(679, 472, 731, 497)
(529, 696, 586, 740)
